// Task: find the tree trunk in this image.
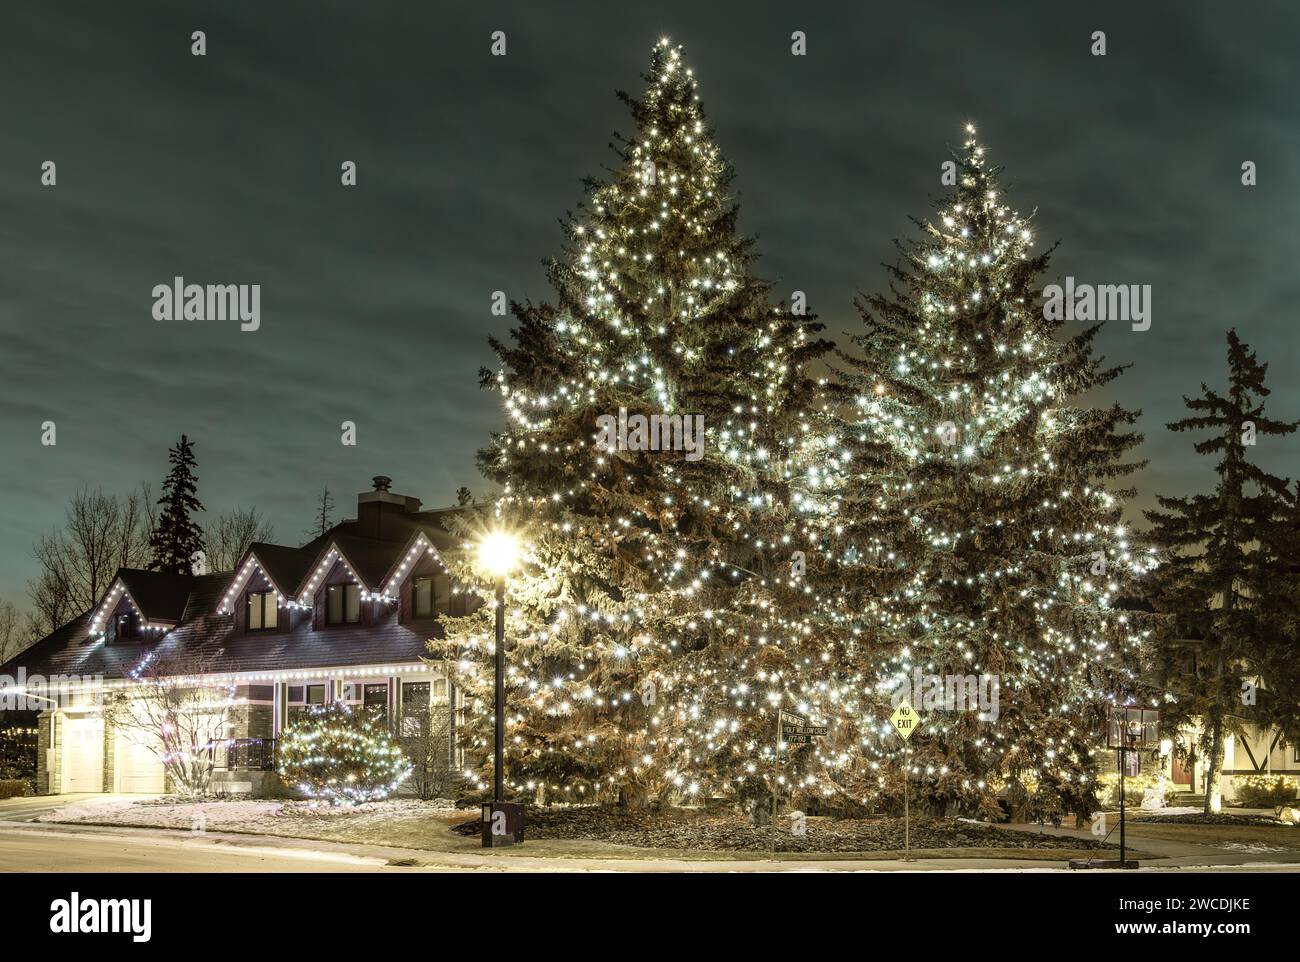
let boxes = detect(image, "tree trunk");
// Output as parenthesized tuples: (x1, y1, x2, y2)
(1204, 712, 1224, 815)
(617, 784, 648, 809)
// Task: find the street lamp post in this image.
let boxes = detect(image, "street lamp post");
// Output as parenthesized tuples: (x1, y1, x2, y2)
(476, 530, 522, 847)
(493, 576, 505, 803)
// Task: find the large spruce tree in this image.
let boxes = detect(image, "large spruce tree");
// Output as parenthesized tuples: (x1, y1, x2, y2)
(1145, 330, 1297, 812)
(820, 127, 1154, 822)
(148, 434, 206, 576)
(436, 40, 829, 812)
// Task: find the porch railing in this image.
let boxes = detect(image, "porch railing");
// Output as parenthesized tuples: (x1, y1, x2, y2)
(216, 737, 277, 771)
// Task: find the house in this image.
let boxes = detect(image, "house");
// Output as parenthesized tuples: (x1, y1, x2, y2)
(0, 476, 476, 796)
(1161, 719, 1300, 805)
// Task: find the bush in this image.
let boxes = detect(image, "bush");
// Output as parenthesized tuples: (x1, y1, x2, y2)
(1235, 775, 1298, 809)
(1097, 770, 1174, 809)
(277, 701, 410, 804)
(0, 779, 31, 800)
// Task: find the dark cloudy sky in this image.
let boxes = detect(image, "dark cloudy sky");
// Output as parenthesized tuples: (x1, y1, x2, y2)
(2, 1, 1298, 606)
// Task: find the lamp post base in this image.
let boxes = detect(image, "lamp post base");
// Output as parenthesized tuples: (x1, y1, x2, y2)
(481, 801, 525, 848)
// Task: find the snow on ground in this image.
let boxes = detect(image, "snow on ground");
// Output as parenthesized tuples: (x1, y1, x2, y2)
(39, 796, 461, 835)
(1216, 841, 1288, 853)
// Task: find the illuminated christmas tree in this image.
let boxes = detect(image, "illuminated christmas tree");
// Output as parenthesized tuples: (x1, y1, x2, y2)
(435, 39, 829, 813)
(819, 126, 1155, 822)
(278, 702, 411, 804)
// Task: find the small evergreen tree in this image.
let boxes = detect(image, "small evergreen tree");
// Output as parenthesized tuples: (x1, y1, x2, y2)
(148, 434, 205, 575)
(278, 702, 411, 804)
(1145, 329, 1298, 812)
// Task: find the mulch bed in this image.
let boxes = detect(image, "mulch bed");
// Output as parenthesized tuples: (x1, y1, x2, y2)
(1132, 812, 1292, 827)
(451, 806, 1113, 853)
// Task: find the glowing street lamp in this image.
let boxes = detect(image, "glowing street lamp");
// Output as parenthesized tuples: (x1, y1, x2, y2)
(476, 530, 521, 815)
(477, 531, 522, 580)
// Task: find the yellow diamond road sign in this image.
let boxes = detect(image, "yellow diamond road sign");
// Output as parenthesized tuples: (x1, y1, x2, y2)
(890, 700, 920, 741)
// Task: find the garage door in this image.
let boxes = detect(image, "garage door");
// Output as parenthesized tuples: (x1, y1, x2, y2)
(115, 731, 166, 793)
(62, 717, 104, 792)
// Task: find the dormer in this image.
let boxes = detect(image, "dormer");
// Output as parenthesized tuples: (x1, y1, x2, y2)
(378, 530, 479, 624)
(88, 570, 194, 641)
(218, 544, 313, 633)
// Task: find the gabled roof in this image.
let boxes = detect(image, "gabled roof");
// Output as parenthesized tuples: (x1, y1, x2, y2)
(377, 529, 458, 597)
(85, 569, 200, 637)
(7, 495, 474, 683)
(116, 570, 195, 625)
(245, 542, 316, 598)
(294, 524, 460, 601)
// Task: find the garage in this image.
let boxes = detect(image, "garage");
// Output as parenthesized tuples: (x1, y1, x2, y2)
(61, 717, 104, 793)
(114, 730, 166, 793)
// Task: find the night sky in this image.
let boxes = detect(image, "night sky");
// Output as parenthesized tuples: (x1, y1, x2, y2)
(2, 0, 1298, 605)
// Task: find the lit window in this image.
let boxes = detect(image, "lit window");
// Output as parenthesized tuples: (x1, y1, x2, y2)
(413, 577, 433, 618)
(412, 574, 451, 618)
(326, 584, 361, 624)
(246, 590, 278, 631)
(115, 610, 142, 641)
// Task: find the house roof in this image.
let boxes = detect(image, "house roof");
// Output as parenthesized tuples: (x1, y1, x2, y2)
(243, 542, 317, 598)
(2, 499, 470, 684)
(116, 569, 196, 624)
(2, 574, 446, 683)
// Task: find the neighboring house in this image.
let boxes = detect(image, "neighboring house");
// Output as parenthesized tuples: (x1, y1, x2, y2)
(1161, 720, 1300, 803)
(1, 476, 475, 796)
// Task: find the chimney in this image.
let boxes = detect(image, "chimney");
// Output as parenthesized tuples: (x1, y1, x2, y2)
(356, 475, 422, 539)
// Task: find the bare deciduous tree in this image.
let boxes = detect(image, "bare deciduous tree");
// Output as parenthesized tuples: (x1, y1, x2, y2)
(27, 484, 154, 635)
(205, 507, 275, 572)
(397, 687, 453, 801)
(0, 601, 29, 664)
(305, 485, 335, 542)
(102, 653, 237, 796)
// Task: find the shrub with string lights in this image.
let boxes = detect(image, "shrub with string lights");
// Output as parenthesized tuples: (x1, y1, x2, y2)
(277, 701, 411, 804)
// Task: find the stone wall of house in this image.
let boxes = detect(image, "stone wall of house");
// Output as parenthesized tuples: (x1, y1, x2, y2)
(102, 717, 115, 793)
(36, 712, 53, 795)
(208, 701, 277, 796)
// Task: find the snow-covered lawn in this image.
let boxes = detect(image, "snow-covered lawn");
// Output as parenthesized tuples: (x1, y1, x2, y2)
(39, 796, 466, 848)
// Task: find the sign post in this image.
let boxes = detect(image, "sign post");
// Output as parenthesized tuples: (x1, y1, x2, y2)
(889, 700, 920, 861)
(771, 709, 827, 859)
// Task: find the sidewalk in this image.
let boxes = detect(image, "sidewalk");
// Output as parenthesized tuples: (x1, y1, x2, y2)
(4, 817, 1299, 873)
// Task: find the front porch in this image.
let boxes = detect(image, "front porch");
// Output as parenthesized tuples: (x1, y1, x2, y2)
(35, 664, 460, 797)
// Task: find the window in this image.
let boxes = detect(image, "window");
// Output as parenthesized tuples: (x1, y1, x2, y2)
(412, 574, 452, 619)
(115, 610, 142, 641)
(287, 684, 327, 726)
(401, 682, 430, 736)
(413, 576, 434, 618)
(1294, 745, 1300, 764)
(246, 590, 278, 631)
(326, 584, 361, 624)
(363, 683, 388, 721)
(403, 681, 430, 710)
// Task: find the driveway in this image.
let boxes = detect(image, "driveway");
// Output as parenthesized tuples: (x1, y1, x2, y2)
(0, 793, 113, 823)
